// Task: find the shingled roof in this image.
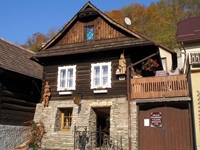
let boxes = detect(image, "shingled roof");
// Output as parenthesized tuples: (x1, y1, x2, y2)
(0, 38, 43, 79)
(177, 16, 200, 42)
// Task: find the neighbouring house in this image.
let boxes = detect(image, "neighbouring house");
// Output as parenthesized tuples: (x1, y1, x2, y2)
(0, 38, 43, 149)
(177, 16, 200, 150)
(33, 2, 193, 150)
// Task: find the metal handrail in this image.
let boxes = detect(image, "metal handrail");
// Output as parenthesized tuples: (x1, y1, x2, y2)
(74, 126, 123, 150)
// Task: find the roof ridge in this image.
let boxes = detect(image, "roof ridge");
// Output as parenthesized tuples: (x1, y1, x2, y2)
(39, 2, 174, 53)
(0, 38, 35, 54)
(178, 16, 200, 24)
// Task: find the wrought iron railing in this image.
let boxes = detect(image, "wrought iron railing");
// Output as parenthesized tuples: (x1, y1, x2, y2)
(74, 126, 123, 150)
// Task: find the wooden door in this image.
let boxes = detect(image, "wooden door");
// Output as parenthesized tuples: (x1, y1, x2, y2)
(138, 102, 193, 150)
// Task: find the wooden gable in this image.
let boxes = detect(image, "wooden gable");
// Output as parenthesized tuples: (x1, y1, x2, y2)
(41, 2, 142, 51)
(56, 15, 130, 45)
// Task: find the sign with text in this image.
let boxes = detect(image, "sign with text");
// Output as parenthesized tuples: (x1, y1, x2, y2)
(150, 112, 162, 128)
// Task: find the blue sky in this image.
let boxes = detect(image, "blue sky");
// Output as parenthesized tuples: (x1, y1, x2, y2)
(0, 0, 157, 45)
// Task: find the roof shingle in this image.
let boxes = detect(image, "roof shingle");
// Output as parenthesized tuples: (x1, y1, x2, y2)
(0, 38, 43, 79)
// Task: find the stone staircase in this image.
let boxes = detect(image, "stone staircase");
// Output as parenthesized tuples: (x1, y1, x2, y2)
(42, 131, 74, 150)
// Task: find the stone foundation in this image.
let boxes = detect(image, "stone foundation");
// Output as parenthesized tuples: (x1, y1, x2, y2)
(34, 97, 138, 150)
(0, 125, 28, 150)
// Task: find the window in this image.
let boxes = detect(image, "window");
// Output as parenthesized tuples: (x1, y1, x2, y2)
(85, 26, 94, 41)
(57, 65, 76, 91)
(91, 62, 111, 89)
(161, 58, 167, 71)
(60, 108, 73, 131)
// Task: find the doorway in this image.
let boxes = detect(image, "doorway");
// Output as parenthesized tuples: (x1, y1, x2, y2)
(93, 107, 110, 146)
(138, 102, 193, 150)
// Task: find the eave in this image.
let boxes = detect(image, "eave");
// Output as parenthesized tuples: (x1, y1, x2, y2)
(34, 38, 153, 58)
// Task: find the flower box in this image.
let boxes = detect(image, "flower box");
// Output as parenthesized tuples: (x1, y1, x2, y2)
(93, 89, 108, 93)
(59, 91, 73, 95)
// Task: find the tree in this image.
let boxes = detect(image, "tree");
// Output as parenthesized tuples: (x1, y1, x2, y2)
(23, 32, 47, 52)
(106, 0, 199, 49)
(22, 27, 59, 52)
(46, 27, 60, 42)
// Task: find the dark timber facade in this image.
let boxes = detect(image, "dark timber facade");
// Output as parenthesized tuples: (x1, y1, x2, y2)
(0, 38, 43, 149)
(33, 2, 193, 150)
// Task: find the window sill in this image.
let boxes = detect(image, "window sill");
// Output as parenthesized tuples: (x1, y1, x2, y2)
(59, 91, 73, 95)
(93, 89, 108, 93)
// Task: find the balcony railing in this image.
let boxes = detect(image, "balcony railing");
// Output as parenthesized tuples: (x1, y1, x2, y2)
(131, 75, 189, 99)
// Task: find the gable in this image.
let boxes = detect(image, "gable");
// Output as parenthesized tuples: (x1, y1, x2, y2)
(41, 2, 143, 51)
(35, 2, 174, 59)
(55, 15, 133, 45)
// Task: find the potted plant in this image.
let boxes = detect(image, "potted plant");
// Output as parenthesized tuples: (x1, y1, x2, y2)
(142, 58, 159, 76)
(135, 69, 142, 77)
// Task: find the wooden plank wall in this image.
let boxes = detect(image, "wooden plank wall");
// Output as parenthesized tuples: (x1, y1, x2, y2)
(0, 71, 42, 125)
(56, 16, 128, 45)
(0, 82, 2, 110)
(42, 50, 129, 101)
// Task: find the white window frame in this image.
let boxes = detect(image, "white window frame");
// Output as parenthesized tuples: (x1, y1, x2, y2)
(57, 65, 76, 91)
(91, 62, 111, 89)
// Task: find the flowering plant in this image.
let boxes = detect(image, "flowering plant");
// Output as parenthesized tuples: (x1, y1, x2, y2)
(142, 58, 159, 71)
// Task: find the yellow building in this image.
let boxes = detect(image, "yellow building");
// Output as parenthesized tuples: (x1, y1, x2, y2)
(177, 16, 200, 150)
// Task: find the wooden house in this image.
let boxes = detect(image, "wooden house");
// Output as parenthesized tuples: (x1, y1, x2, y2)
(0, 38, 43, 149)
(177, 16, 200, 150)
(33, 2, 193, 150)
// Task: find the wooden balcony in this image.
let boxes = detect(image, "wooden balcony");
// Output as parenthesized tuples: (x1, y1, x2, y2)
(131, 75, 189, 99)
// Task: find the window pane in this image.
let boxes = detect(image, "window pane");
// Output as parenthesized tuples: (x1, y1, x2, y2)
(102, 65, 108, 75)
(61, 109, 72, 130)
(68, 79, 73, 88)
(68, 69, 73, 77)
(86, 26, 94, 41)
(102, 65, 108, 85)
(94, 77, 100, 86)
(161, 58, 167, 71)
(94, 66, 100, 86)
(60, 69, 66, 88)
(103, 77, 108, 85)
(67, 69, 73, 88)
(94, 66, 100, 75)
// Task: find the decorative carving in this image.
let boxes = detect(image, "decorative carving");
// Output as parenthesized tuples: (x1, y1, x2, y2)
(42, 81, 51, 107)
(116, 51, 126, 74)
(73, 89, 83, 105)
(73, 96, 81, 105)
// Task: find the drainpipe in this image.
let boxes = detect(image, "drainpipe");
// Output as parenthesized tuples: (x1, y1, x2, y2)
(126, 51, 159, 150)
(180, 42, 187, 74)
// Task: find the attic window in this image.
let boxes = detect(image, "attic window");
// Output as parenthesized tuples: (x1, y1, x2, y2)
(85, 26, 94, 41)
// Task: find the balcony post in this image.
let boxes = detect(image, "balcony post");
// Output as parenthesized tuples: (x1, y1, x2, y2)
(126, 51, 158, 150)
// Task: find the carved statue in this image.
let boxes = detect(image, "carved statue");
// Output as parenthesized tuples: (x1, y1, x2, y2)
(116, 51, 126, 74)
(42, 81, 51, 107)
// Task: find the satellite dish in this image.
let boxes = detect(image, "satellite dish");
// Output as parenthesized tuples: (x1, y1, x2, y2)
(124, 17, 132, 26)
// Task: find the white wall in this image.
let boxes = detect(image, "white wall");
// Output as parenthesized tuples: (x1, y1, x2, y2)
(159, 47, 179, 75)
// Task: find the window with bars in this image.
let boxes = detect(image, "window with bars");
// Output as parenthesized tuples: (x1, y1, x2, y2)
(60, 108, 73, 131)
(91, 62, 111, 89)
(85, 26, 94, 41)
(57, 65, 76, 91)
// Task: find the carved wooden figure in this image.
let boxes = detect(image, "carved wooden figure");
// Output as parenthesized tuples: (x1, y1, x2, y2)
(42, 81, 51, 107)
(116, 51, 126, 74)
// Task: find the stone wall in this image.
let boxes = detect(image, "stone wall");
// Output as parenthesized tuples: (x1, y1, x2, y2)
(34, 97, 138, 150)
(0, 125, 27, 150)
